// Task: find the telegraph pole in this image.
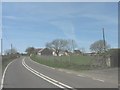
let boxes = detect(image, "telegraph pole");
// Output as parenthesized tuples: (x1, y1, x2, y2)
(72, 40, 74, 53)
(102, 28, 107, 67)
(11, 43, 12, 54)
(102, 28, 106, 52)
(1, 38, 3, 55)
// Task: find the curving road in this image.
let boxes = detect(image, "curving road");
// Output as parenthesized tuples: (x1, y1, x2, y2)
(2, 57, 118, 89)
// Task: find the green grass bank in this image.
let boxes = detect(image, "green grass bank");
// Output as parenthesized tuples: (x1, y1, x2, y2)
(31, 55, 94, 71)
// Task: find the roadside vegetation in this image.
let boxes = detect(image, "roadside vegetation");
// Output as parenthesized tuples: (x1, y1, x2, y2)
(31, 54, 94, 71)
(2, 48, 20, 73)
(27, 38, 118, 71)
(2, 54, 19, 72)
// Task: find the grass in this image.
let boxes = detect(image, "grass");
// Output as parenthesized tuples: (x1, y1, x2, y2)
(31, 55, 94, 71)
(2, 55, 19, 73)
(2, 59, 11, 72)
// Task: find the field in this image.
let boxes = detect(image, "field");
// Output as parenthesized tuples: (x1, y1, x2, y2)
(31, 55, 94, 71)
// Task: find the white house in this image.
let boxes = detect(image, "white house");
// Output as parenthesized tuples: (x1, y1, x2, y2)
(36, 48, 69, 56)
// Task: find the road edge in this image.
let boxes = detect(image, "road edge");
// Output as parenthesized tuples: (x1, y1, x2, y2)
(0, 59, 16, 90)
(22, 58, 75, 89)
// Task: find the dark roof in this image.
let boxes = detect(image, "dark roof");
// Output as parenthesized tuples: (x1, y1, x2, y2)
(74, 50, 82, 54)
(41, 48, 53, 55)
(35, 48, 43, 52)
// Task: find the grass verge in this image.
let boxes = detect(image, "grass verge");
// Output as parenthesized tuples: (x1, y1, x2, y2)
(2, 55, 19, 73)
(31, 55, 93, 71)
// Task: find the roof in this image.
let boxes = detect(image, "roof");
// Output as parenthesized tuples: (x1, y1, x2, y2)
(74, 50, 82, 53)
(35, 48, 44, 53)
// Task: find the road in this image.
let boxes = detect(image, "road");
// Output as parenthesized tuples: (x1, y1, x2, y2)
(2, 57, 118, 89)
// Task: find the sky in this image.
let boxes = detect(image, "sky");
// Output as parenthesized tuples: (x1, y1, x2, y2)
(2, 2, 118, 53)
(1, 0, 120, 2)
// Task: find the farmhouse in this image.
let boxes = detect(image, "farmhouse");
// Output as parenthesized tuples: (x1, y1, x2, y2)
(36, 48, 70, 56)
(74, 50, 82, 55)
(36, 48, 57, 56)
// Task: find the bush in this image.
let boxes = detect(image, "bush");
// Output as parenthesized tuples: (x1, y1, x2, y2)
(2, 54, 19, 72)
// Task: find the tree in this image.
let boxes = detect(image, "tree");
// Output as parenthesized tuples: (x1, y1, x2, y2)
(90, 40, 110, 54)
(66, 39, 77, 52)
(46, 39, 72, 56)
(80, 47, 85, 53)
(25, 47, 35, 55)
(5, 48, 17, 55)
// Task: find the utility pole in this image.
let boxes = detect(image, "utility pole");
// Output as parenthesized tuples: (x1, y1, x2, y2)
(72, 40, 74, 53)
(11, 43, 12, 54)
(1, 38, 3, 55)
(102, 28, 107, 67)
(102, 28, 106, 52)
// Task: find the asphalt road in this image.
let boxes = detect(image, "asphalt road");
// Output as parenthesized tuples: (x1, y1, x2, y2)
(2, 57, 118, 88)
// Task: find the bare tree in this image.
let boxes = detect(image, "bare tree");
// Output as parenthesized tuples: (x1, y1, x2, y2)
(79, 47, 86, 54)
(90, 40, 110, 54)
(5, 48, 17, 55)
(90, 40, 110, 67)
(25, 47, 35, 55)
(46, 39, 70, 56)
(66, 39, 77, 52)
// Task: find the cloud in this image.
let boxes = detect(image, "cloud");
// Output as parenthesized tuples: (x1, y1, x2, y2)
(50, 20, 82, 49)
(3, 16, 19, 20)
(51, 20, 76, 39)
(79, 13, 118, 25)
(3, 15, 43, 24)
